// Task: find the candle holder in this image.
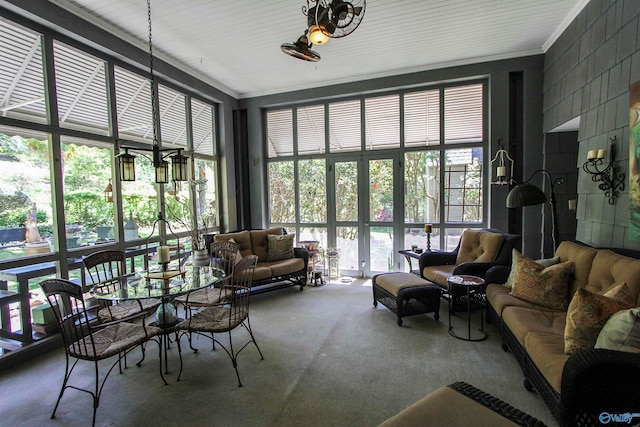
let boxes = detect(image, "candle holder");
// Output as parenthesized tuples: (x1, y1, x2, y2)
(582, 136, 625, 204)
(424, 224, 432, 251)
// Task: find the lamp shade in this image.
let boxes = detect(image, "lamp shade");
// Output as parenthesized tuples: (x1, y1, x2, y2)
(155, 160, 169, 184)
(171, 151, 188, 181)
(308, 25, 329, 44)
(119, 151, 136, 182)
(506, 183, 547, 208)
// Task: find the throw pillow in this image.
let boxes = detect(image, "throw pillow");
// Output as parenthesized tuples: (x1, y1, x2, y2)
(267, 233, 295, 262)
(227, 238, 243, 265)
(594, 307, 640, 353)
(504, 249, 561, 289)
(564, 283, 635, 355)
(509, 250, 573, 310)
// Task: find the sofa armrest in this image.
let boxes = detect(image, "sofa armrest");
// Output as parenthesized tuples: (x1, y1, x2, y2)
(294, 247, 309, 270)
(452, 261, 499, 278)
(560, 348, 640, 426)
(484, 265, 511, 285)
(419, 250, 457, 269)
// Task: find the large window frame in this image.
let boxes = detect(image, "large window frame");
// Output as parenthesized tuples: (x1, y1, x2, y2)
(0, 12, 223, 359)
(266, 80, 488, 274)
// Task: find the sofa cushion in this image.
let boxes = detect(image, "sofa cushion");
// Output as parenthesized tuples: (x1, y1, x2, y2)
(554, 241, 598, 298)
(564, 283, 636, 355)
(509, 251, 573, 310)
(455, 230, 503, 264)
(503, 250, 561, 289)
(594, 307, 640, 353)
(252, 265, 273, 282)
(422, 265, 456, 287)
(376, 272, 433, 297)
(486, 284, 543, 316)
(215, 231, 252, 257)
(586, 249, 640, 304)
(250, 227, 283, 262)
(524, 331, 569, 394)
(502, 306, 566, 345)
(267, 233, 295, 262)
(262, 258, 305, 277)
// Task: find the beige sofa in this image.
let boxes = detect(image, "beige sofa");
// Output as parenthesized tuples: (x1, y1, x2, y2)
(486, 241, 640, 426)
(214, 227, 308, 293)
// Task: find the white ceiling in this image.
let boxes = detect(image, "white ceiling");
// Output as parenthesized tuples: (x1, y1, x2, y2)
(44, 0, 588, 99)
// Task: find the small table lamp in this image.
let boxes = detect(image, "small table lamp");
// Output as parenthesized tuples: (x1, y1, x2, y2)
(424, 224, 432, 251)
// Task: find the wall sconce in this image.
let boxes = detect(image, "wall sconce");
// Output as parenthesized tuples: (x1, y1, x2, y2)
(582, 136, 625, 204)
(490, 139, 515, 185)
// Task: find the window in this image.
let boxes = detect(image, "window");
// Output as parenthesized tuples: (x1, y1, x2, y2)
(0, 127, 53, 260)
(329, 100, 361, 153)
(191, 98, 216, 156)
(158, 85, 187, 148)
(54, 41, 109, 134)
(265, 81, 486, 268)
(0, 19, 46, 123)
(114, 66, 153, 144)
(61, 138, 115, 249)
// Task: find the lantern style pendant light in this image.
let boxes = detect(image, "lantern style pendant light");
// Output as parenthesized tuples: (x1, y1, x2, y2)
(117, 0, 189, 184)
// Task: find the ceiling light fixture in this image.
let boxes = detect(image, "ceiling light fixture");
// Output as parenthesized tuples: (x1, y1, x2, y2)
(117, 0, 188, 184)
(281, 0, 366, 61)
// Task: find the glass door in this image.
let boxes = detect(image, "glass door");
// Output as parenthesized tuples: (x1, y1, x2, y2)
(329, 154, 399, 278)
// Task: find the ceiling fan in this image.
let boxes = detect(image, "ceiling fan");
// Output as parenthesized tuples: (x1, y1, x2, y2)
(281, 0, 366, 62)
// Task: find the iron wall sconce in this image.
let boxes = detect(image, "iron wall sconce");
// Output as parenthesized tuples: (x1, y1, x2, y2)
(490, 139, 515, 185)
(582, 136, 625, 204)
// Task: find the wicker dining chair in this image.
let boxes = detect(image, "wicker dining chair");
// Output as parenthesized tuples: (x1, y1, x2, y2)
(174, 240, 241, 310)
(83, 250, 161, 321)
(175, 255, 263, 387)
(40, 278, 164, 427)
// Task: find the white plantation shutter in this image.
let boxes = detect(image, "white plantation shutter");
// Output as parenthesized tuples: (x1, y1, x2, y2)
(329, 99, 361, 153)
(114, 66, 153, 144)
(191, 98, 215, 156)
(267, 109, 293, 158)
(444, 83, 483, 144)
(365, 94, 399, 150)
(0, 18, 46, 123)
(404, 89, 440, 146)
(158, 84, 187, 148)
(54, 41, 109, 134)
(297, 104, 325, 155)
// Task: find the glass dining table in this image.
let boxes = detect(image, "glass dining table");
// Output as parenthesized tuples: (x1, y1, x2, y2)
(91, 264, 226, 377)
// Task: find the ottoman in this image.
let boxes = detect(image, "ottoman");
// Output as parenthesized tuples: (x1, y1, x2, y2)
(373, 272, 441, 326)
(379, 382, 546, 427)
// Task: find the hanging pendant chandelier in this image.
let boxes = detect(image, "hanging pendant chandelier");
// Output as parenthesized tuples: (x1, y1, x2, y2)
(117, 0, 188, 184)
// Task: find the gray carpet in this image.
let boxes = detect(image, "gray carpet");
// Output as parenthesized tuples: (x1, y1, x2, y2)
(0, 279, 558, 426)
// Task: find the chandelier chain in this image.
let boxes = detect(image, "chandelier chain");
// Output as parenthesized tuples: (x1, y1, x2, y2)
(147, 0, 158, 146)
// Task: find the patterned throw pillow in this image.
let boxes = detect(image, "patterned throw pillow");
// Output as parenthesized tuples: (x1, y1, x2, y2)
(564, 283, 635, 355)
(227, 238, 244, 265)
(504, 249, 561, 289)
(267, 233, 295, 262)
(509, 250, 573, 310)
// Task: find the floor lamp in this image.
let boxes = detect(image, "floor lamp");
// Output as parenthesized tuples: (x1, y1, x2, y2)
(505, 169, 564, 252)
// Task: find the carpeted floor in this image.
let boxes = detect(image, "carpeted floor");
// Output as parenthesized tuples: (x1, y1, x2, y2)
(0, 279, 558, 426)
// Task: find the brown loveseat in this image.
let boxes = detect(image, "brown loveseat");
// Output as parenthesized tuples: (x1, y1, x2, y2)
(214, 227, 308, 293)
(486, 240, 640, 426)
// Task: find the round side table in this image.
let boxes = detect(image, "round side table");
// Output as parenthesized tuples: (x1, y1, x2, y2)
(447, 275, 486, 341)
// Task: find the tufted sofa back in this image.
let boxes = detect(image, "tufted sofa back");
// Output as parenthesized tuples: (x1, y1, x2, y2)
(455, 230, 503, 265)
